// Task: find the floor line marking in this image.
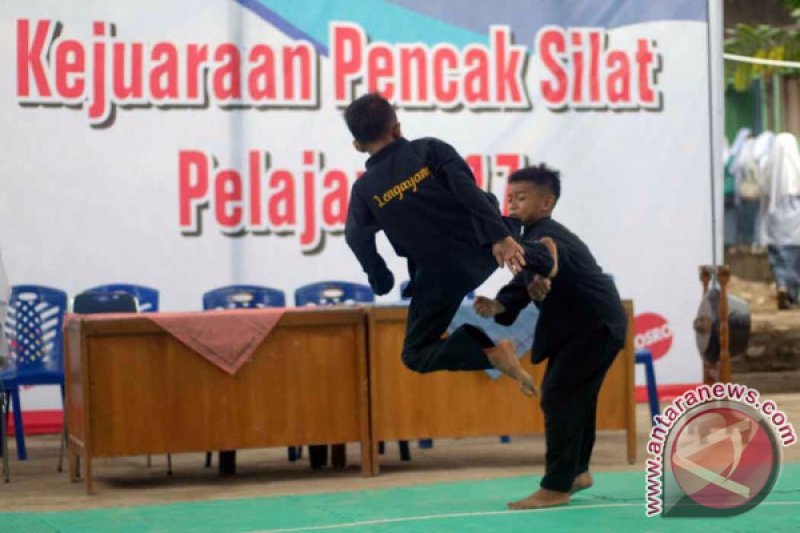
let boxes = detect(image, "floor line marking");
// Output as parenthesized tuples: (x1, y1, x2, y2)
(250, 501, 800, 532)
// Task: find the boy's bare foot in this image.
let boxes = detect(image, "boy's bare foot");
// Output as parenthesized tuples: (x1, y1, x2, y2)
(570, 471, 593, 494)
(485, 340, 538, 397)
(508, 488, 569, 510)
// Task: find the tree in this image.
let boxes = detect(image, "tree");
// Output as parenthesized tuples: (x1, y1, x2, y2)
(725, 1, 800, 90)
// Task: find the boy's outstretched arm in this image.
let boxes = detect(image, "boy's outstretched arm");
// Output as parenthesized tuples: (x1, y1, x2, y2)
(345, 189, 394, 295)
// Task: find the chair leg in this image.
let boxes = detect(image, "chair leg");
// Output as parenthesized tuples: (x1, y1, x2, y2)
(58, 422, 67, 473)
(378, 441, 385, 455)
(308, 445, 328, 469)
(331, 444, 346, 468)
(399, 440, 411, 461)
(68, 446, 79, 482)
(1, 392, 6, 457)
(1, 392, 9, 482)
(146, 454, 152, 467)
(643, 358, 661, 422)
(204, 452, 212, 468)
(10, 388, 26, 460)
(219, 451, 236, 475)
(166, 454, 173, 476)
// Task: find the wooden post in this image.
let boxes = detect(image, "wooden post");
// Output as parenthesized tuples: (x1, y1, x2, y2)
(699, 266, 716, 385)
(623, 301, 637, 465)
(717, 265, 732, 383)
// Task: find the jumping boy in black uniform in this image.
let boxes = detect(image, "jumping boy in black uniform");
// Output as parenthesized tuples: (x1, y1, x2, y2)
(343, 93, 552, 395)
(474, 164, 627, 509)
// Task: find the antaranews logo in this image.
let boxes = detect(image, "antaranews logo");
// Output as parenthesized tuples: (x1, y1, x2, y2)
(645, 383, 797, 517)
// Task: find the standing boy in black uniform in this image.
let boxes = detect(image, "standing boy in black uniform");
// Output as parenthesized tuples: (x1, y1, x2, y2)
(343, 93, 553, 395)
(474, 164, 627, 509)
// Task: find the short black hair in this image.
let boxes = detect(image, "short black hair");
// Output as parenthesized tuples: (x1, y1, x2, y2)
(508, 163, 561, 201)
(343, 93, 397, 144)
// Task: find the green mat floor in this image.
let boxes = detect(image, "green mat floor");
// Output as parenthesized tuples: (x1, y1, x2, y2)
(3, 463, 799, 532)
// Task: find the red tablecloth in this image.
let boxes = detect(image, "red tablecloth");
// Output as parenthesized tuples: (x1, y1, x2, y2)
(65, 308, 285, 375)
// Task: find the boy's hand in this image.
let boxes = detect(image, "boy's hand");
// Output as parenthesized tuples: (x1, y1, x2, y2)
(527, 275, 551, 301)
(473, 296, 505, 317)
(492, 236, 526, 274)
(368, 267, 394, 296)
(538, 236, 558, 278)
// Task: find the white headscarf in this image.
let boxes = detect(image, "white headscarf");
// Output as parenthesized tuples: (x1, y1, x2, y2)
(730, 127, 752, 157)
(752, 131, 775, 185)
(763, 133, 800, 245)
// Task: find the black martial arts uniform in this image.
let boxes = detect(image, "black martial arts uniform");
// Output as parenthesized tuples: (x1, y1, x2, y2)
(494, 216, 627, 493)
(345, 137, 510, 373)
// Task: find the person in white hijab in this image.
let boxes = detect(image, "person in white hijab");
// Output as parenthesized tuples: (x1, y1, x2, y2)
(761, 133, 800, 308)
(729, 129, 772, 249)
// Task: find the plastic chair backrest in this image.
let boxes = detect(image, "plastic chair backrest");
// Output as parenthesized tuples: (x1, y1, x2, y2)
(202, 285, 286, 310)
(73, 291, 138, 314)
(295, 281, 374, 306)
(86, 284, 159, 312)
(3, 285, 67, 374)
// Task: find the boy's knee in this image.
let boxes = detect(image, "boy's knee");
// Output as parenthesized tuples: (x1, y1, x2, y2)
(540, 392, 557, 413)
(401, 350, 427, 373)
(540, 387, 568, 414)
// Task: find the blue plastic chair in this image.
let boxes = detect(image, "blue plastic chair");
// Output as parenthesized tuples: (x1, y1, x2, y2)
(202, 285, 287, 470)
(1, 285, 67, 461)
(295, 281, 373, 306)
(86, 284, 159, 312)
(399, 281, 412, 301)
(74, 291, 138, 314)
(1, 378, 8, 481)
(203, 285, 285, 309)
(636, 348, 661, 424)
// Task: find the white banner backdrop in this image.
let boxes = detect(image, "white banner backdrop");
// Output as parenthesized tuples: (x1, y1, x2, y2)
(0, 0, 722, 411)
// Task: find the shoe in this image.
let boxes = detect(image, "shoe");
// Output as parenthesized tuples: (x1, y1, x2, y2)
(777, 287, 790, 310)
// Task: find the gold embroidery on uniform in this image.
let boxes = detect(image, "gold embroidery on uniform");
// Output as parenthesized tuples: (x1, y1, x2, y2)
(373, 166, 431, 208)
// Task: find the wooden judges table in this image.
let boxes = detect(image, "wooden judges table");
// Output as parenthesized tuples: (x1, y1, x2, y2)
(64, 308, 370, 494)
(366, 301, 636, 474)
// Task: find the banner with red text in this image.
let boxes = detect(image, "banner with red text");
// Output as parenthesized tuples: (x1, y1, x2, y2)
(0, 0, 722, 411)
